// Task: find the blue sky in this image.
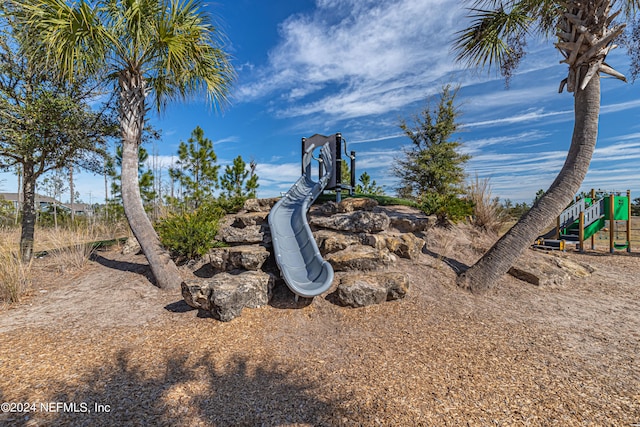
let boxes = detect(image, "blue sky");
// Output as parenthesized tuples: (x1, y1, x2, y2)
(2, 0, 640, 205)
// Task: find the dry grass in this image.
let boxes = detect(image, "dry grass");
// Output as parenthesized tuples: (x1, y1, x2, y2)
(0, 238, 31, 306)
(0, 221, 129, 304)
(467, 175, 508, 233)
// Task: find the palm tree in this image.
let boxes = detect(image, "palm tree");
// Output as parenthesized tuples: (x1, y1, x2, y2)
(454, 0, 636, 292)
(13, 0, 234, 290)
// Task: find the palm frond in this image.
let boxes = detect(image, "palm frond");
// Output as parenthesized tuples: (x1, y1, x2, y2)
(12, 0, 114, 81)
(147, 0, 234, 111)
(454, 5, 532, 69)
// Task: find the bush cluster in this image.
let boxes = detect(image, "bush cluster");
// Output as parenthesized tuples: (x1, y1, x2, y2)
(156, 203, 226, 260)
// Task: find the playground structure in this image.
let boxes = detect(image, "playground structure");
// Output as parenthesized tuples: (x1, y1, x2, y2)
(534, 190, 632, 253)
(301, 133, 356, 203)
(269, 133, 356, 298)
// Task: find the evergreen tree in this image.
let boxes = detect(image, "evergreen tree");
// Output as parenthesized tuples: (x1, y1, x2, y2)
(220, 156, 259, 200)
(394, 85, 469, 200)
(355, 172, 385, 195)
(169, 126, 219, 209)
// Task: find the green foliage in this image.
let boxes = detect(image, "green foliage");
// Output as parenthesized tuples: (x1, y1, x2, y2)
(500, 199, 530, 220)
(169, 126, 219, 209)
(355, 171, 385, 195)
(340, 159, 351, 185)
(220, 155, 259, 200)
(419, 192, 474, 223)
(394, 85, 470, 221)
(0, 196, 14, 225)
(156, 203, 225, 260)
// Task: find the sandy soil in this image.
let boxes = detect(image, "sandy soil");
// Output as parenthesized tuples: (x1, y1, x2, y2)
(0, 223, 639, 426)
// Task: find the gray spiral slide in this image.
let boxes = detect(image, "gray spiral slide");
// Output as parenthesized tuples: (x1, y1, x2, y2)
(268, 141, 335, 298)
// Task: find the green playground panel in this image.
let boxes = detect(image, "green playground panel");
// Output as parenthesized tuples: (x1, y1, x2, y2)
(603, 195, 629, 221)
(583, 217, 606, 240)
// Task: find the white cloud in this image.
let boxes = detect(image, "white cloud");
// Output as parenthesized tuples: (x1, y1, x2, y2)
(463, 131, 550, 154)
(236, 0, 465, 118)
(464, 108, 573, 128)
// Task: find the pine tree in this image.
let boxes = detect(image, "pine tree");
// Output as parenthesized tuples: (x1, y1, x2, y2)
(220, 156, 259, 200)
(169, 126, 219, 209)
(394, 85, 469, 200)
(355, 172, 385, 195)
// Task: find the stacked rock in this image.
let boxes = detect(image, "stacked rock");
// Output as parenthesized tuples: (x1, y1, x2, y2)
(182, 197, 433, 320)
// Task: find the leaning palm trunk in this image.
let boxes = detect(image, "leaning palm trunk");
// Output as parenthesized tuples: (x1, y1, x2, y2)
(119, 70, 182, 290)
(458, 71, 600, 292)
(458, 0, 624, 292)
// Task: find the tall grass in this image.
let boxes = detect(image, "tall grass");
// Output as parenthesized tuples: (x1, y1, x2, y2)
(46, 227, 100, 271)
(0, 237, 31, 305)
(0, 220, 129, 304)
(467, 175, 508, 233)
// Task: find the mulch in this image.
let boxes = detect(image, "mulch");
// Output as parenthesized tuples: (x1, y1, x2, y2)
(1, 227, 639, 426)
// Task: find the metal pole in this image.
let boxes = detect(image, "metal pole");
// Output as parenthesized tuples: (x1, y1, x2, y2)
(609, 194, 615, 254)
(579, 212, 585, 253)
(350, 150, 356, 195)
(335, 133, 342, 203)
(591, 189, 596, 250)
(301, 137, 306, 176)
(627, 190, 632, 252)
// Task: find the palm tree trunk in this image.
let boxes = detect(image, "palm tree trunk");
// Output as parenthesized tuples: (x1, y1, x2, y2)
(119, 70, 182, 291)
(20, 162, 37, 263)
(457, 68, 600, 292)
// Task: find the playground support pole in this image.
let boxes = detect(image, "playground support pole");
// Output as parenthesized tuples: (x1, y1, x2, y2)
(579, 212, 585, 253)
(301, 138, 306, 176)
(591, 189, 596, 250)
(350, 150, 356, 196)
(335, 133, 342, 203)
(556, 217, 560, 240)
(609, 194, 615, 254)
(627, 190, 632, 253)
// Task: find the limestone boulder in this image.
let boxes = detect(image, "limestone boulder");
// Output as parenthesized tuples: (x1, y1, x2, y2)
(121, 236, 141, 255)
(232, 211, 269, 228)
(326, 246, 395, 271)
(386, 234, 425, 260)
(310, 210, 390, 233)
(227, 245, 270, 271)
(314, 201, 338, 216)
(508, 250, 594, 286)
(243, 197, 279, 212)
(217, 224, 266, 245)
(208, 247, 229, 271)
(182, 271, 275, 322)
(362, 234, 424, 260)
(389, 215, 432, 233)
(209, 245, 270, 272)
(377, 272, 410, 300)
(337, 277, 387, 307)
(337, 198, 378, 213)
(313, 230, 360, 255)
(337, 272, 409, 307)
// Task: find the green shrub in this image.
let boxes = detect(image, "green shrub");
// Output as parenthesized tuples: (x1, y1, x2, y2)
(419, 192, 474, 223)
(156, 203, 225, 260)
(216, 195, 248, 214)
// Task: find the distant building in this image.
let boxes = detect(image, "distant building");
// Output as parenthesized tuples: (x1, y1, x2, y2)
(0, 192, 93, 216)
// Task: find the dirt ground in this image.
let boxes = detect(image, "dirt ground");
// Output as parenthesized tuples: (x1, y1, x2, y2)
(0, 223, 639, 426)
